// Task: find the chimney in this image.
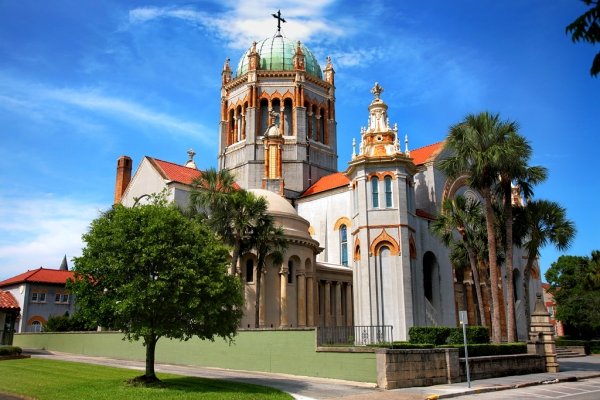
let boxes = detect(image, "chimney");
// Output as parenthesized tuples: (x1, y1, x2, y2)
(114, 155, 132, 204)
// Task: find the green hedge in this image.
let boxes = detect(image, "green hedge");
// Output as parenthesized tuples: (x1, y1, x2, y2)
(590, 340, 600, 354)
(367, 342, 435, 349)
(409, 326, 490, 345)
(440, 343, 527, 357)
(409, 327, 453, 345)
(0, 346, 22, 356)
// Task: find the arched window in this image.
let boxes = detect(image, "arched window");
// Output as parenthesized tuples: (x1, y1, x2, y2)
(245, 259, 254, 283)
(371, 177, 379, 208)
(288, 260, 294, 284)
(384, 176, 393, 207)
(31, 320, 42, 333)
(340, 224, 348, 266)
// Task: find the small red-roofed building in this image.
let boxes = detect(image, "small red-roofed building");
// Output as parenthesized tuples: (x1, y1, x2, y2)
(0, 257, 76, 333)
(0, 289, 20, 344)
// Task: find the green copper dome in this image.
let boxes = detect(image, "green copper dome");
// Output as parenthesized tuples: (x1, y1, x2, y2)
(235, 35, 323, 79)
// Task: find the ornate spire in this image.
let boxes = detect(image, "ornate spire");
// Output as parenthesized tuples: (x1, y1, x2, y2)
(221, 58, 232, 85)
(59, 255, 68, 271)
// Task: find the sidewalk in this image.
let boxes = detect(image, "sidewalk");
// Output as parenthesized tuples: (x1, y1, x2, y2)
(20, 350, 600, 399)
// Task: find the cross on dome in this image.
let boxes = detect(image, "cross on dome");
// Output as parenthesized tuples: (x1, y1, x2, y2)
(272, 10, 286, 34)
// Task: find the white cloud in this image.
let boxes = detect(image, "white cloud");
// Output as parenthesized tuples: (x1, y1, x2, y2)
(0, 195, 104, 281)
(128, 1, 347, 50)
(0, 75, 214, 144)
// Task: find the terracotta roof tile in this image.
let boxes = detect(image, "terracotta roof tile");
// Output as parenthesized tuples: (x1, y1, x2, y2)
(0, 268, 75, 287)
(410, 141, 445, 165)
(302, 172, 350, 197)
(0, 290, 19, 310)
(149, 158, 203, 185)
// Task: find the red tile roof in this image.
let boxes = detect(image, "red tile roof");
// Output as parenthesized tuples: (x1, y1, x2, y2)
(302, 172, 350, 197)
(149, 158, 203, 185)
(0, 268, 75, 287)
(410, 142, 445, 165)
(301, 142, 446, 198)
(0, 290, 19, 310)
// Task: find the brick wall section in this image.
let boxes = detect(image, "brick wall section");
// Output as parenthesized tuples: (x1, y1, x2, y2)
(376, 348, 460, 389)
(460, 354, 545, 380)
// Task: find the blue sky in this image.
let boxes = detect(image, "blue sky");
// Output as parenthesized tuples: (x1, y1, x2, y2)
(0, 0, 598, 281)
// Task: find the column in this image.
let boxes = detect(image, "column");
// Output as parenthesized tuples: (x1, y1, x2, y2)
(259, 270, 266, 327)
(241, 112, 246, 140)
(346, 283, 353, 326)
(335, 281, 342, 326)
(297, 272, 306, 327)
(306, 275, 314, 326)
(324, 281, 331, 327)
(280, 106, 285, 135)
(280, 267, 288, 327)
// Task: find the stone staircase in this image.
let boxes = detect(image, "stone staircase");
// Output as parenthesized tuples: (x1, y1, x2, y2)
(556, 346, 586, 358)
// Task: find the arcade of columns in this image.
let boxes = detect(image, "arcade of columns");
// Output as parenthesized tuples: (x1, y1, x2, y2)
(255, 263, 353, 328)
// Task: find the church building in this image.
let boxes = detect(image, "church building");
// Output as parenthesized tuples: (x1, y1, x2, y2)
(115, 21, 540, 341)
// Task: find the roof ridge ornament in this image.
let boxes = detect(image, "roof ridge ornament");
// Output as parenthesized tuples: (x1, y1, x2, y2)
(371, 82, 384, 100)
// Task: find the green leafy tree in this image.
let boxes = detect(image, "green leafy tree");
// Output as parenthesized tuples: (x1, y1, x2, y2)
(566, 0, 600, 77)
(438, 112, 522, 343)
(546, 251, 600, 338)
(69, 200, 243, 383)
(252, 213, 287, 328)
(513, 199, 576, 329)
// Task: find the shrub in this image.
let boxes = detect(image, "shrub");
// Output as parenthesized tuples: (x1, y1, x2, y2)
(409, 326, 490, 345)
(448, 326, 490, 344)
(44, 313, 96, 332)
(440, 343, 527, 357)
(0, 346, 22, 356)
(409, 327, 452, 345)
(590, 340, 600, 354)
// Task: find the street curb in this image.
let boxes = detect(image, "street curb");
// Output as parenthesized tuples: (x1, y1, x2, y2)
(431, 373, 600, 399)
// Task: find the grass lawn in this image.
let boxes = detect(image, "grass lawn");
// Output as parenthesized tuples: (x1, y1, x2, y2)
(0, 358, 293, 399)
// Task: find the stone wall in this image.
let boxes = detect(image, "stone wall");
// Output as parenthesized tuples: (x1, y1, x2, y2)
(376, 348, 546, 390)
(375, 348, 460, 389)
(460, 354, 545, 380)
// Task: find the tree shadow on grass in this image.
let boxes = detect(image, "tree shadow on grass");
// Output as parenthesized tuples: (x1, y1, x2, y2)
(148, 376, 290, 397)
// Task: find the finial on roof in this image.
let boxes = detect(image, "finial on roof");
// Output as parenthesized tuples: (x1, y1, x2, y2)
(352, 138, 356, 159)
(371, 82, 384, 100)
(59, 255, 68, 271)
(404, 134, 410, 156)
(185, 148, 197, 169)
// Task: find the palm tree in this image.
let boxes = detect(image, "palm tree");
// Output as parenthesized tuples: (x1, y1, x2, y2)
(513, 199, 576, 328)
(223, 190, 269, 276)
(252, 213, 288, 328)
(496, 132, 548, 342)
(431, 196, 488, 326)
(189, 168, 236, 224)
(190, 168, 268, 276)
(438, 112, 520, 343)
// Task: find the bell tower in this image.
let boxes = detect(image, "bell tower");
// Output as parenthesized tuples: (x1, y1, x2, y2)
(218, 14, 338, 199)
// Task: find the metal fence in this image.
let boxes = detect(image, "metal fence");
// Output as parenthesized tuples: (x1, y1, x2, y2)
(317, 325, 393, 346)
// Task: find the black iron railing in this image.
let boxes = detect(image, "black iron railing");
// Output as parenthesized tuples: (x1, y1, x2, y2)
(317, 325, 393, 346)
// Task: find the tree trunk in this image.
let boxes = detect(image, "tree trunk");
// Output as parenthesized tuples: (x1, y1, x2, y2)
(231, 238, 241, 276)
(503, 183, 516, 342)
(255, 260, 263, 328)
(482, 188, 502, 343)
(466, 247, 487, 326)
(523, 257, 534, 330)
(144, 334, 158, 381)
